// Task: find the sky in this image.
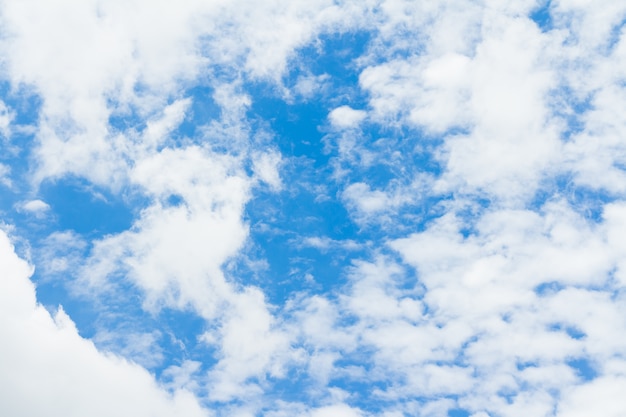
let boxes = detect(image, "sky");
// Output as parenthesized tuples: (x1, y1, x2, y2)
(1, 0, 626, 416)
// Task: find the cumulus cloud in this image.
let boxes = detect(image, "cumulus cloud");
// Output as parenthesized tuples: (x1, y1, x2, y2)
(329, 106, 367, 129)
(0, 230, 207, 417)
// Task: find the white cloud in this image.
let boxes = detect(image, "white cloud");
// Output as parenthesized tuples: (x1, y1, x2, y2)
(359, 11, 564, 204)
(328, 106, 367, 129)
(558, 376, 626, 417)
(383, 200, 626, 414)
(84, 146, 250, 315)
(205, 287, 293, 402)
(0, 229, 208, 417)
(18, 199, 50, 214)
(0, 0, 369, 190)
(76, 145, 294, 403)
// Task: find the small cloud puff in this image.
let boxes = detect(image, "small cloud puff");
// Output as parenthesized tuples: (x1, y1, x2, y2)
(18, 199, 51, 217)
(328, 105, 367, 129)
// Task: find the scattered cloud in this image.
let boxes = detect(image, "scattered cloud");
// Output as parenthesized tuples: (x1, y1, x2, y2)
(1, 1, 626, 416)
(18, 199, 50, 214)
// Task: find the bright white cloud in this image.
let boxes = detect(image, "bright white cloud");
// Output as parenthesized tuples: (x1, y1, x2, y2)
(0, 229, 208, 417)
(329, 106, 367, 129)
(84, 146, 250, 315)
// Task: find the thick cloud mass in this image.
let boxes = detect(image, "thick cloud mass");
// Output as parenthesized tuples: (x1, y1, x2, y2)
(2, 0, 626, 416)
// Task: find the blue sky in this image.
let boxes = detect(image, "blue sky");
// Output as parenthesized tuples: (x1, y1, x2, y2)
(2, 1, 626, 416)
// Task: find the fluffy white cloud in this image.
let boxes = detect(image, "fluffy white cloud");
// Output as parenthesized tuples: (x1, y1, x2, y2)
(329, 106, 367, 129)
(0, 229, 208, 417)
(385, 201, 626, 414)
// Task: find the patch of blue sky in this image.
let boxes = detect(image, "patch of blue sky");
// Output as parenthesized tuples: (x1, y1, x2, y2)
(177, 86, 221, 141)
(448, 409, 471, 417)
(244, 76, 373, 302)
(534, 281, 566, 296)
(530, 0, 553, 33)
(89, 292, 220, 381)
(238, 112, 445, 303)
(0, 83, 41, 176)
(242, 183, 368, 304)
(496, 386, 519, 405)
(151, 309, 217, 378)
(248, 91, 330, 166)
(516, 360, 539, 371)
(286, 30, 372, 90)
(38, 176, 137, 238)
(566, 357, 598, 382)
(563, 185, 616, 223)
(260, 369, 311, 406)
(547, 323, 586, 340)
(242, 27, 449, 262)
(609, 18, 626, 48)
